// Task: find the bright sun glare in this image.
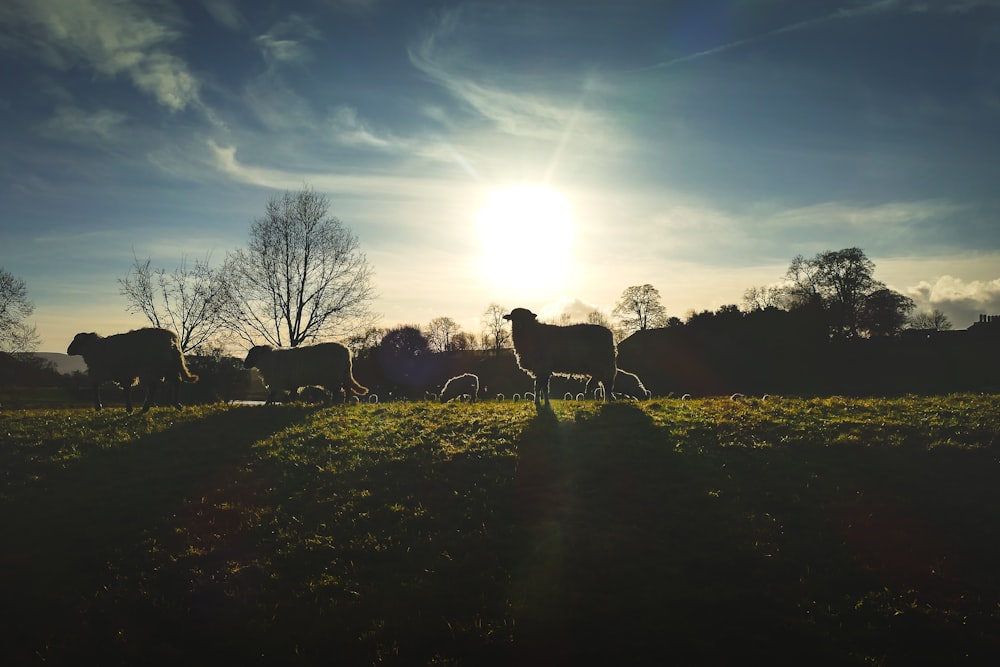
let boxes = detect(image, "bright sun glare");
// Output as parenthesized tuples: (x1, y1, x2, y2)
(476, 185, 575, 291)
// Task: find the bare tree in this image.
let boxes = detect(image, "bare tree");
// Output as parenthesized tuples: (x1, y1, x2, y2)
(0, 267, 39, 353)
(909, 309, 952, 331)
(450, 331, 475, 351)
(119, 253, 226, 352)
(742, 285, 785, 311)
(426, 316, 460, 353)
(613, 284, 668, 335)
(482, 303, 510, 352)
(221, 186, 376, 348)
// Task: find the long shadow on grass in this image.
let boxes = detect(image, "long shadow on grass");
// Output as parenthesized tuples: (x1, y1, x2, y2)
(0, 405, 317, 664)
(506, 401, 1000, 666)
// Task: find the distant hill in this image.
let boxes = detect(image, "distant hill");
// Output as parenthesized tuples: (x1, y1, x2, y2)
(32, 352, 87, 375)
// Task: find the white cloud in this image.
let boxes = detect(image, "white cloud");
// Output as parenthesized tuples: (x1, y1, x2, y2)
(255, 15, 321, 64)
(538, 297, 604, 323)
(903, 275, 1000, 328)
(407, 6, 612, 145)
(39, 105, 127, 142)
(328, 105, 392, 148)
(1, 0, 200, 112)
(201, 0, 244, 31)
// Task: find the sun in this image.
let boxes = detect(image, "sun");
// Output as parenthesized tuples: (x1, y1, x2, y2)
(475, 184, 575, 291)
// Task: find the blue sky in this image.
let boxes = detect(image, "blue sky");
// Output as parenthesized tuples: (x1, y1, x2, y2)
(2, 0, 1000, 352)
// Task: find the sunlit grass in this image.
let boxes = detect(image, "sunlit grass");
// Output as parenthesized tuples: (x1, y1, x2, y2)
(1, 395, 999, 664)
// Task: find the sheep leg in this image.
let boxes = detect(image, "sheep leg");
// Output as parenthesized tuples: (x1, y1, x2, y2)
(535, 373, 551, 406)
(140, 380, 157, 413)
(91, 383, 103, 411)
(168, 379, 182, 408)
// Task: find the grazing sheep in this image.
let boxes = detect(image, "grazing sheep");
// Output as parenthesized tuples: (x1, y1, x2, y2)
(296, 385, 329, 403)
(495, 393, 505, 401)
(730, 393, 745, 400)
(503, 307, 616, 407)
(67, 328, 198, 412)
(243, 342, 367, 405)
(439, 373, 480, 403)
(524, 391, 535, 402)
(612, 369, 652, 400)
(575, 392, 585, 401)
(512, 393, 521, 402)
(368, 394, 379, 404)
(564, 392, 573, 400)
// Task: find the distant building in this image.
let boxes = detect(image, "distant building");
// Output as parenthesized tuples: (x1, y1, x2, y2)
(968, 314, 1000, 339)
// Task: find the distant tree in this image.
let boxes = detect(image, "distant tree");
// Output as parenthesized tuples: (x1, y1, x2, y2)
(481, 303, 510, 352)
(586, 310, 611, 328)
(861, 288, 915, 337)
(782, 248, 910, 339)
(742, 285, 785, 311)
(908, 309, 952, 331)
(0, 267, 39, 353)
(119, 253, 226, 352)
(220, 186, 376, 348)
(346, 326, 384, 358)
(613, 284, 668, 335)
(425, 316, 460, 353)
(449, 331, 475, 351)
(379, 325, 430, 360)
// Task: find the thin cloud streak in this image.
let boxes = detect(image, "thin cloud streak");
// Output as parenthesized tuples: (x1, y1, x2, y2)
(1, 0, 201, 112)
(633, 1, 900, 73)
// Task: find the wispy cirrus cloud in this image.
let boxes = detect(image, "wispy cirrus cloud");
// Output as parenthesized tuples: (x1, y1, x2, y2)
(0, 0, 200, 111)
(633, 0, 1000, 73)
(407, 5, 609, 144)
(255, 14, 322, 65)
(38, 105, 127, 142)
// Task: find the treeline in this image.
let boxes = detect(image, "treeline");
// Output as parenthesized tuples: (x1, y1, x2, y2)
(617, 307, 1000, 397)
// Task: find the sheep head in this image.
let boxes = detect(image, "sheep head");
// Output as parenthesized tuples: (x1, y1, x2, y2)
(244, 345, 274, 369)
(67, 332, 100, 356)
(503, 308, 538, 325)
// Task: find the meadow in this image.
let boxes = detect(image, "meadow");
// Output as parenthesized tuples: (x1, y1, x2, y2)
(1, 394, 1000, 665)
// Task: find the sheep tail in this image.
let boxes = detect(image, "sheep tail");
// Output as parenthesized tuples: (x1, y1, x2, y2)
(346, 373, 368, 396)
(174, 347, 199, 383)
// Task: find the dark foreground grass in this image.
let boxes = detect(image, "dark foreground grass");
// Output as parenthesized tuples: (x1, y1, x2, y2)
(1, 395, 999, 665)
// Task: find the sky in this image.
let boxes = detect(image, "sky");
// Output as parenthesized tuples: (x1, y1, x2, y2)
(2, 0, 1000, 353)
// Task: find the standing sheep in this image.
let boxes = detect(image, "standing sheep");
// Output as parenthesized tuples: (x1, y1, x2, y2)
(439, 373, 479, 403)
(67, 328, 198, 412)
(243, 342, 367, 405)
(613, 369, 652, 400)
(503, 307, 617, 407)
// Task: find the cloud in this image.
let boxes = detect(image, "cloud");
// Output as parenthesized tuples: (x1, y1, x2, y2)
(328, 105, 393, 148)
(201, 0, 244, 31)
(255, 14, 322, 64)
(407, 5, 610, 145)
(1, 0, 200, 112)
(205, 140, 461, 204)
(538, 297, 605, 323)
(39, 105, 127, 142)
(906, 275, 1000, 327)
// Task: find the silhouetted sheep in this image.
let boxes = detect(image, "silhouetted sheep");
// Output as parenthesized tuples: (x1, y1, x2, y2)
(67, 328, 198, 412)
(296, 385, 329, 403)
(243, 342, 367, 405)
(503, 307, 616, 407)
(613, 369, 652, 400)
(439, 373, 479, 402)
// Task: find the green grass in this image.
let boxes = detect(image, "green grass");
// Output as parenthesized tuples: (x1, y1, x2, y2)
(1, 395, 999, 665)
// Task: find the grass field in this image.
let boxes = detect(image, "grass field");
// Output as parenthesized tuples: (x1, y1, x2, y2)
(1, 395, 999, 665)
